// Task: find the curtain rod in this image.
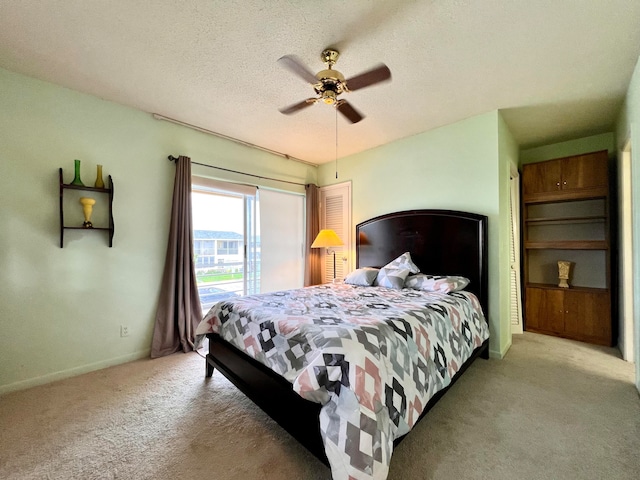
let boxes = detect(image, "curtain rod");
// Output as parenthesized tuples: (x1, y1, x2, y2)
(153, 113, 317, 167)
(167, 156, 311, 187)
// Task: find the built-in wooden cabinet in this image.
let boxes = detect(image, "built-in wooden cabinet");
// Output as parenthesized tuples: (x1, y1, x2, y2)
(522, 151, 609, 200)
(522, 150, 612, 346)
(525, 286, 611, 344)
(524, 287, 564, 333)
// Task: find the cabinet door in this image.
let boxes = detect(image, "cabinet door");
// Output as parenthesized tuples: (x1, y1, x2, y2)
(525, 288, 564, 333)
(524, 287, 543, 331)
(561, 152, 608, 191)
(542, 289, 565, 333)
(522, 160, 562, 196)
(564, 290, 611, 344)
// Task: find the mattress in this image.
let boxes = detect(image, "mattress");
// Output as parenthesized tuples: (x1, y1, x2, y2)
(195, 283, 489, 480)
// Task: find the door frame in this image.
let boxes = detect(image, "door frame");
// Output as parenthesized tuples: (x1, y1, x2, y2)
(510, 163, 524, 334)
(619, 139, 635, 362)
(318, 181, 352, 282)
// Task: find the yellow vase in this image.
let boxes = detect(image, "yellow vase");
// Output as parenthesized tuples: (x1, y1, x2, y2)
(94, 165, 105, 189)
(80, 197, 96, 228)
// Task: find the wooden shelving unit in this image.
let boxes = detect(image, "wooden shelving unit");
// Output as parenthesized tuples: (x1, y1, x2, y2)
(59, 168, 114, 247)
(521, 150, 612, 346)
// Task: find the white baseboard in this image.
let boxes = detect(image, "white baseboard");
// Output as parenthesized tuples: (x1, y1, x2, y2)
(489, 337, 512, 359)
(0, 349, 150, 396)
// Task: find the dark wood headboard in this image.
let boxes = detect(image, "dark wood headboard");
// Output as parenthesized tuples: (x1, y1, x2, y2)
(356, 209, 488, 317)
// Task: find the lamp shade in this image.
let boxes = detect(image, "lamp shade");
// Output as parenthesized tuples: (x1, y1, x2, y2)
(311, 229, 344, 248)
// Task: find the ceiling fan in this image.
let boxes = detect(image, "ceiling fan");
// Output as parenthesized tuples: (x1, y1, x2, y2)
(277, 49, 391, 124)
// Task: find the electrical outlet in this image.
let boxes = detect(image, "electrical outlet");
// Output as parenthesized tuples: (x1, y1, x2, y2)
(120, 325, 130, 337)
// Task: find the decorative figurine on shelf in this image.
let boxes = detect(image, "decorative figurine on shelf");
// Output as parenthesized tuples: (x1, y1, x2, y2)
(79, 197, 96, 228)
(94, 164, 105, 188)
(558, 260, 572, 288)
(71, 159, 84, 186)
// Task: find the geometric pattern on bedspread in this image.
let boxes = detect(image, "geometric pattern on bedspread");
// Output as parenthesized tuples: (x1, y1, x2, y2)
(196, 283, 489, 480)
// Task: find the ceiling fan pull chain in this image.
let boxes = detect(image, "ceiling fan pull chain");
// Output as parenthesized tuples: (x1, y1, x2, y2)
(335, 107, 339, 179)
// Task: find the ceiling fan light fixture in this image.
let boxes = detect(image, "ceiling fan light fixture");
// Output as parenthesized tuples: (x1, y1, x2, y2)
(322, 90, 337, 105)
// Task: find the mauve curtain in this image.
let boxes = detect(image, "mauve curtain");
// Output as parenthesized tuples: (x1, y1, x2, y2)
(304, 183, 322, 286)
(151, 156, 203, 358)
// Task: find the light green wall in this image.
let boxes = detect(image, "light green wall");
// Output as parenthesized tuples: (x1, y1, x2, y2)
(520, 133, 617, 338)
(318, 111, 513, 358)
(615, 55, 640, 393)
(520, 132, 615, 165)
(0, 68, 317, 394)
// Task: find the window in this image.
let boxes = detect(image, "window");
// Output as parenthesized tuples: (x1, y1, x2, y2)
(192, 177, 258, 311)
(191, 176, 305, 310)
(217, 240, 239, 255)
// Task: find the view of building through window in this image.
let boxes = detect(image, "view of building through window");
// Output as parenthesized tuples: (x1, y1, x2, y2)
(192, 190, 259, 312)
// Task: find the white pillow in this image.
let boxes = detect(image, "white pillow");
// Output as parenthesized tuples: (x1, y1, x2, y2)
(382, 252, 420, 273)
(344, 268, 379, 286)
(405, 274, 470, 293)
(374, 252, 420, 290)
(375, 267, 411, 289)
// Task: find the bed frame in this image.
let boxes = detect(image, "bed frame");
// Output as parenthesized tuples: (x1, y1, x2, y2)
(205, 209, 489, 466)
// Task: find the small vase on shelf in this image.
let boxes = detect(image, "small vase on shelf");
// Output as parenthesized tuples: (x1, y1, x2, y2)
(94, 164, 105, 189)
(558, 260, 571, 288)
(70, 159, 84, 186)
(80, 197, 96, 228)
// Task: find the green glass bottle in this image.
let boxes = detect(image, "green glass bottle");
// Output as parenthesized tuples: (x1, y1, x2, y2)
(71, 159, 84, 186)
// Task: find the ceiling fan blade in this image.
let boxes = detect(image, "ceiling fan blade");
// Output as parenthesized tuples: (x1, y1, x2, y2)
(277, 55, 318, 84)
(345, 64, 391, 91)
(279, 98, 318, 115)
(336, 100, 364, 124)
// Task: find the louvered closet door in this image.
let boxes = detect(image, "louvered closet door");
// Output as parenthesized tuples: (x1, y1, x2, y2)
(319, 182, 352, 283)
(510, 170, 523, 333)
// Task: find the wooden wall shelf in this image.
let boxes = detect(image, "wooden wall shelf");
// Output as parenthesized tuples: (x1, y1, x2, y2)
(524, 240, 608, 250)
(59, 168, 114, 248)
(525, 215, 606, 225)
(525, 283, 608, 294)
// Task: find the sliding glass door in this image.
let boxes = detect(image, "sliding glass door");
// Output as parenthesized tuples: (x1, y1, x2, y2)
(258, 189, 304, 293)
(192, 176, 305, 312)
(192, 178, 258, 312)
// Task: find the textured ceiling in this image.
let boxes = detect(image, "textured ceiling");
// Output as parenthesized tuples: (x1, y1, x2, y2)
(1, 1, 639, 164)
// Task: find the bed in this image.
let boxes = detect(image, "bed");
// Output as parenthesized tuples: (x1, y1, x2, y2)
(196, 209, 489, 480)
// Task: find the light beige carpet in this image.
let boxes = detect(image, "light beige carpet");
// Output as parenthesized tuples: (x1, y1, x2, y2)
(0, 332, 638, 480)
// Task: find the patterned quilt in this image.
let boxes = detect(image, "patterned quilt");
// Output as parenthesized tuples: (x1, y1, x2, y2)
(195, 283, 489, 480)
